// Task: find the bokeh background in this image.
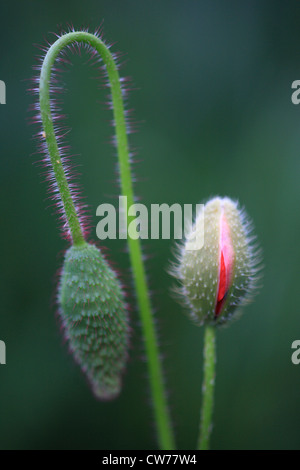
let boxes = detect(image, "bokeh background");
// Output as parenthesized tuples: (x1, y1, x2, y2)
(1, 0, 300, 450)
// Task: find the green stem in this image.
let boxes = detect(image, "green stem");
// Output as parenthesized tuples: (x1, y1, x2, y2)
(39, 31, 175, 450)
(198, 325, 216, 450)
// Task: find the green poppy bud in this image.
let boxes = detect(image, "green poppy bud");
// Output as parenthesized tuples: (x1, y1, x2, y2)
(171, 197, 262, 326)
(58, 243, 130, 400)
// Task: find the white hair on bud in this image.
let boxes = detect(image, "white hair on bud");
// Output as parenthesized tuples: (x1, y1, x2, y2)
(169, 196, 263, 327)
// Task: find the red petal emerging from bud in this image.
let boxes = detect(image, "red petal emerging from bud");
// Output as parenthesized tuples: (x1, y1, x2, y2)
(173, 196, 262, 327)
(215, 212, 234, 317)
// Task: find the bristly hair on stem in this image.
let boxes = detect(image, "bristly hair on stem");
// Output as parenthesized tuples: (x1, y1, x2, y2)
(29, 25, 135, 242)
(29, 26, 175, 450)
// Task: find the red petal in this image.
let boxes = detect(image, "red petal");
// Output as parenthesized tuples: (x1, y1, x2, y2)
(215, 212, 234, 317)
(218, 251, 227, 301)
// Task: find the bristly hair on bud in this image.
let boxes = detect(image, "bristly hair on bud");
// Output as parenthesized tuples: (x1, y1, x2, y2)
(170, 196, 263, 327)
(59, 243, 130, 400)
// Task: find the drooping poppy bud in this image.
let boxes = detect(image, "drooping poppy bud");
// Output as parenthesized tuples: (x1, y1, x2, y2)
(58, 243, 130, 400)
(171, 197, 262, 326)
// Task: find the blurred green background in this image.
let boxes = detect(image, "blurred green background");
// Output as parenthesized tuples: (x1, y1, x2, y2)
(0, 0, 300, 450)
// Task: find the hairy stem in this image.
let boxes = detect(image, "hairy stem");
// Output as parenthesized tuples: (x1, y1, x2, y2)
(198, 325, 216, 450)
(39, 31, 174, 450)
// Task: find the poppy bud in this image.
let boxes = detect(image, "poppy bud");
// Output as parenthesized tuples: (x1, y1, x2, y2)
(58, 243, 130, 400)
(171, 197, 262, 326)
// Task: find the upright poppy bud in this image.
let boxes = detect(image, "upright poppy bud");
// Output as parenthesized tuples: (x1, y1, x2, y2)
(171, 197, 262, 326)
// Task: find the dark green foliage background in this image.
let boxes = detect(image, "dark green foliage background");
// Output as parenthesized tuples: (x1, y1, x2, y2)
(0, 0, 299, 449)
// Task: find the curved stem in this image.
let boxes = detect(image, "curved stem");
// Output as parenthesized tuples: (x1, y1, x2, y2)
(39, 31, 175, 450)
(198, 325, 216, 450)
